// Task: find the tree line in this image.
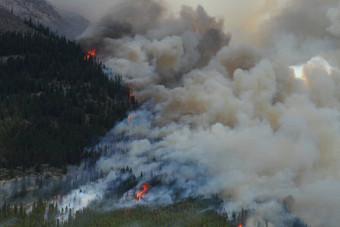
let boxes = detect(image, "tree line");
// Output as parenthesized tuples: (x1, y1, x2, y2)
(0, 198, 232, 227)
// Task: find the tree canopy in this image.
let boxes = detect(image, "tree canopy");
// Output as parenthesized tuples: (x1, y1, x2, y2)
(0, 23, 137, 169)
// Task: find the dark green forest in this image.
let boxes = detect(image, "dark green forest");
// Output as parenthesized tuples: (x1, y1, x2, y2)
(0, 198, 234, 227)
(0, 197, 308, 227)
(0, 23, 137, 169)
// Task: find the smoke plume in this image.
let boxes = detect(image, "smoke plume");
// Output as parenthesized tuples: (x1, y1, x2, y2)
(45, 0, 340, 226)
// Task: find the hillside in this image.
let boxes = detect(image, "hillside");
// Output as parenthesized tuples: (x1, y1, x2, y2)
(1, 199, 235, 227)
(0, 7, 34, 33)
(0, 0, 88, 39)
(0, 23, 137, 169)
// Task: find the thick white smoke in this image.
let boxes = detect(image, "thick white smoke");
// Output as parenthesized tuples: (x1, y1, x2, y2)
(49, 0, 340, 226)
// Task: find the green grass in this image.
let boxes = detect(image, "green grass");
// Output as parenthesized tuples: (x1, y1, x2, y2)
(1, 198, 236, 227)
(64, 200, 233, 227)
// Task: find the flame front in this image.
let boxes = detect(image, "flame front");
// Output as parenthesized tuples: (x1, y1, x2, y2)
(136, 183, 151, 201)
(85, 49, 96, 60)
(128, 83, 134, 103)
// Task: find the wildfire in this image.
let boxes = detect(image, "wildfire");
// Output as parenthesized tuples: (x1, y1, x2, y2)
(53, 195, 61, 199)
(238, 223, 242, 227)
(128, 111, 136, 120)
(85, 49, 96, 60)
(136, 183, 151, 201)
(128, 83, 134, 103)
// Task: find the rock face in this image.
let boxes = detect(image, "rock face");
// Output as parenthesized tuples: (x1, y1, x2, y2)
(0, 0, 88, 39)
(0, 7, 34, 33)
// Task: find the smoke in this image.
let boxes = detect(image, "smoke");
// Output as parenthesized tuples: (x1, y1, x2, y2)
(327, 2, 340, 37)
(42, 0, 340, 226)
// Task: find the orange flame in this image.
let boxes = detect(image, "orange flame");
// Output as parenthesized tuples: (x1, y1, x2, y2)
(128, 112, 136, 120)
(53, 195, 61, 199)
(128, 83, 134, 103)
(238, 223, 242, 227)
(85, 49, 96, 60)
(136, 183, 151, 201)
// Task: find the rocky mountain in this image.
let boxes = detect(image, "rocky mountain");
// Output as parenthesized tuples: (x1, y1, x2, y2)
(0, 0, 88, 39)
(0, 7, 34, 33)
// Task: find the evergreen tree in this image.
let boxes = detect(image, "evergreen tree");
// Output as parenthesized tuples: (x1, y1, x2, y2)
(0, 23, 137, 170)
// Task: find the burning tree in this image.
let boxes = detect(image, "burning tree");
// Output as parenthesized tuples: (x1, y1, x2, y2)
(84, 49, 96, 60)
(136, 183, 152, 201)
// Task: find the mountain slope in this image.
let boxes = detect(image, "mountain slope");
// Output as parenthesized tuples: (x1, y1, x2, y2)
(0, 23, 137, 169)
(0, 7, 34, 33)
(0, 0, 88, 39)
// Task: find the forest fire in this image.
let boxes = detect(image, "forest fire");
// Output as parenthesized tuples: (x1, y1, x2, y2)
(128, 111, 135, 120)
(238, 223, 242, 227)
(53, 195, 61, 200)
(136, 183, 152, 201)
(128, 83, 134, 103)
(85, 49, 96, 60)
